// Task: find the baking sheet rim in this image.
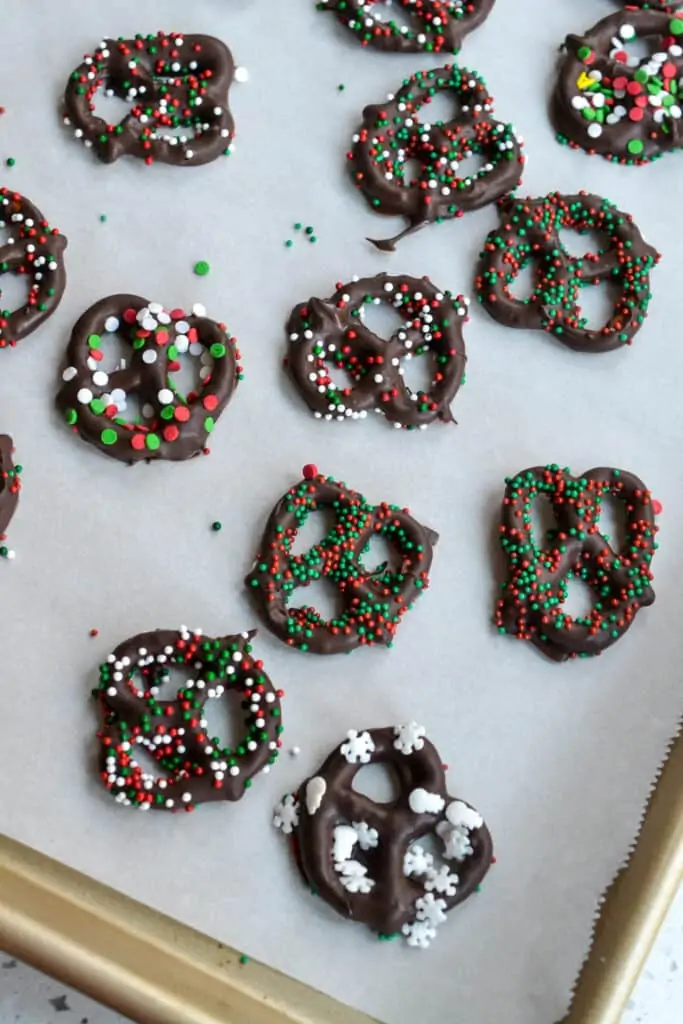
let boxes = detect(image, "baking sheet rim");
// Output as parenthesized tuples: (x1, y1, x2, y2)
(0, 730, 682, 1024)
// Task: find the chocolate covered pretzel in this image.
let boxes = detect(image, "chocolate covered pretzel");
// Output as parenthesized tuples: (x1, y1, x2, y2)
(57, 295, 242, 464)
(553, 10, 683, 164)
(0, 187, 67, 348)
(349, 65, 524, 250)
(316, 0, 496, 54)
(495, 464, 658, 661)
(0, 435, 21, 540)
(246, 467, 438, 654)
(274, 724, 492, 946)
(286, 273, 468, 428)
(95, 627, 283, 812)
(476, 192, 659, 352)
(63, 32, 236, 166)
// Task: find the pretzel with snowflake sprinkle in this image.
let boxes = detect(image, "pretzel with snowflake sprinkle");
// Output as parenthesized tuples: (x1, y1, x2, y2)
(349, 64, 524, 250)
(0, 188, 67, 348)
(316, 0, 496, 54)
(246, 468, 438, 654)
(286, 273, 468, 429)
(495, 464, 659, 662)
(273, 724, 492, 946)
(95, 628, 284, 812)
(57, 294, 242, 464)
(476, 192, 659, 353)
(63, 32, 236, 166)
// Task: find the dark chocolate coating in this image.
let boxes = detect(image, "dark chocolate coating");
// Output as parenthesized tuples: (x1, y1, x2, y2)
(63, 32, 235, 167)
(246, 470, 438, 655)
(57, 294, 241, 465)
(495, 465, 658, 662)
(292, 726, 493, 938)
(95, 628, 282, 811)
(349, 65, 524, 250)
(286, 273, 468, 428)
(0, 188, 67, 348)
(0, 435, 20, 537)
(476, 192, 659, 352)
(317, 0, 496, 54)
(553, 10, 683, 164)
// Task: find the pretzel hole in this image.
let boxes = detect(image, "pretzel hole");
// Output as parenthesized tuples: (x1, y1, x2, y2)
(289, 507, 338, 556)
(596, 495, 627, 552)
(417, 90, 464, 127)
(360, 534, 400, 577)
(108, 393, 146, 426)
(128, 664, 186, 702)
(558, 228, 604, 260)
(127, 737, 167, 780)
(293, 576, 345, 623)
(400, 158, 423, 187)
(91, 88, 135, 127)
(359, 300, 404, 342)
(352, 762, 401, 804)
(201, 688, 248, 752)
(613, 35, 656, 68)
(92, 331, 131, 373)
(398, 349, 435, 397)
(168, 346, 213, 402)
(574, 279, 622, 332)
(154, 122, 200, 143)
(559, 574, 595, 623)
(529, 495, 557, 551)
(451, 150, 485, 184)
(0, 272, 29, 316)
(0, 221, 13, 247)
(507, 259, 541, 303)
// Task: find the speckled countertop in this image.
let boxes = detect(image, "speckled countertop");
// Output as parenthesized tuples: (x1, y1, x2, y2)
(1, 886, 682, 1023)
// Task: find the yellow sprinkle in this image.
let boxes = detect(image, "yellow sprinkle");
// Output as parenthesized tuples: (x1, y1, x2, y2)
(577, 72, 593, 90)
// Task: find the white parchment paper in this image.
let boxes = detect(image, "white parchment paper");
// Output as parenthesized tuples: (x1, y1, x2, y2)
(1, 1, 681, 1022)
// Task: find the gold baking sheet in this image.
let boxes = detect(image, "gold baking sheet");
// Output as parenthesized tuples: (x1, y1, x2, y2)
(1, 728, 681, 1024)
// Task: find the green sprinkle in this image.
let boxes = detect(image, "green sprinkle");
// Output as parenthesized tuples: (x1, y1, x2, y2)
(145, 433, 161, 451)
(5, 157, 15, 168)
(285, 239, 294, 248)
(239, 955, 249, 966)
(627, 138, 644, 156)
(305, 226, 314, 235)
(204, 416, 215, 433)
(99, 214, 107, 223)
(101, 428, 118, 446)
(194, 260, 210, 276)
(338, 84, 346, 92)
(65, 408, 78, 425)
(211, 521, 222, 532)
(209, 342, 226, 358)
(294, 222, 302, 231)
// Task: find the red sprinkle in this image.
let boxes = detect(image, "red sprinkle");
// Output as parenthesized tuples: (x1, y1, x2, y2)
(302, 464, 318, 480)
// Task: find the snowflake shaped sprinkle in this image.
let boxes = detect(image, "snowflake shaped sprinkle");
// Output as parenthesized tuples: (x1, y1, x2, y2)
(393, 722, 426, 756)
(408, 788, 445, 815)
(403, 845, 435, 878)
(337, 859, 375, 894)
(402, 918, 438, 949)
(436, 821, 474, 861)
(415, 892, 448, 927)
(445, 800, 483, 831)
(340, 729, 375, 764)
(424, 865, 459, 897)
(273, 793, 299, 835)
(352, 821, 379, 851)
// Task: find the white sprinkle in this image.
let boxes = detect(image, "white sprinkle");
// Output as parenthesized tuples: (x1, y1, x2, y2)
(142, 349, 158, 364)
(62, 366, 77, 382)
(158, 389, 174, 405)
(234, 66, 249, 83)
(77, 388, 93, 404)
(104, 316, 120, 333)
(92, 370, 109, 387)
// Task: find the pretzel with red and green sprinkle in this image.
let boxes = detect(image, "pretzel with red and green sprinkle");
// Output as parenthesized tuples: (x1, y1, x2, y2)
(63, 32, 236, 167)
(286, 273, 468, 428)
(246, 467, 438, 654)
(316, 0, 496, 54)
(475, 192, 659, 352)
(95, 627, 284, 812)
(553, 9, 683, 164)
(495, 464, 659, 662)
(0, 435, 21, 545)
(349, 65, 524, 251)
(0, 188, 67, 348)
(57, 295, 242, 464)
